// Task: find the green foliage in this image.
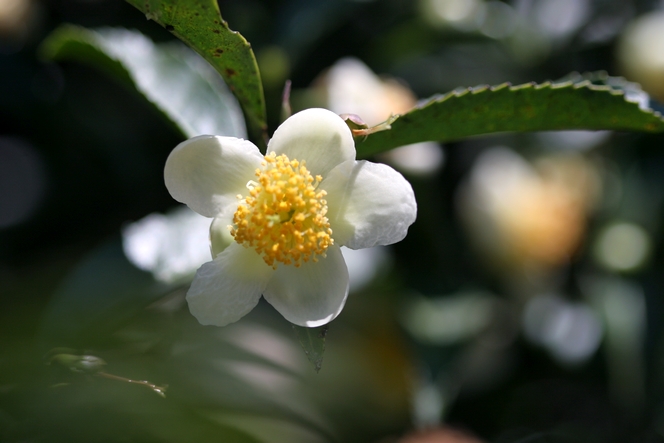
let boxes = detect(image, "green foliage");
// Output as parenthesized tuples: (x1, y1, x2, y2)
(36, 241, 335, 441)
(40, 25, 246, 139)
(124, 0, 266, 145)
(356, 77, 664, 156)
(292, 324, 328, 373)
(38, 239, 170, 344)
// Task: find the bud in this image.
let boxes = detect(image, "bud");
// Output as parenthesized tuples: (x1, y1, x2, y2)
(48, 352, 107, 374)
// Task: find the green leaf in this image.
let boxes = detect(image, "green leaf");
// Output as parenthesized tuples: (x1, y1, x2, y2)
(292, 324, 328, 373)
(38, 238, 171, 345)
(124, 0, 267, 145)
(356, 75, 664, 157)
(40, 25, 246, 139)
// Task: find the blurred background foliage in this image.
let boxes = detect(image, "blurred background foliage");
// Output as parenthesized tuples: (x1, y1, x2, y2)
(4, 0, 664, 442)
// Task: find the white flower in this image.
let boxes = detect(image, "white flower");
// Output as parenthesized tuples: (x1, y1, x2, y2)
(164, 108, 417, 327)
(121, 205, 211, 284)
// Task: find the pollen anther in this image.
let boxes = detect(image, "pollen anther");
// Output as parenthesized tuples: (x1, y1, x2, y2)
(231, 152, 333, 268)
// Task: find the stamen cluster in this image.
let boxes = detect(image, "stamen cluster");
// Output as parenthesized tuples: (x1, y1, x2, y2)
(231, 152, 333, 268)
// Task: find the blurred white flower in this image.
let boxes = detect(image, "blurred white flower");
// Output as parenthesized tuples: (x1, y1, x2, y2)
(319, 57, 443, 176)
(618, 11, 664, 101)
(523, 294, 603, 365)
(122, 205, 211, 284)
(324, 58, 405, 127)
(165, 108, 417, 327)
(458, 147, 599, 274)
(418, 0, 485, 31)
(531, 0, 590, 40)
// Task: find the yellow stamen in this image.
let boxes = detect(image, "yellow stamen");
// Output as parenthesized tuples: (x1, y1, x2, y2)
(231, 152, 333, 268)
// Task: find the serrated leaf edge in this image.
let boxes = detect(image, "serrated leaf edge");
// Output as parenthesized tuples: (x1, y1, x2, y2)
(418, 77, 660, 119)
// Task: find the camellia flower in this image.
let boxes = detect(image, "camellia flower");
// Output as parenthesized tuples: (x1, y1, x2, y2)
(164, 108, 417, 327)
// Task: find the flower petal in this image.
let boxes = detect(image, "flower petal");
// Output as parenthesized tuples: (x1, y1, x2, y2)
(209, 212, 235, 257)
(263, 245, 349, 327)
(323, 160, 417, 249)
(267, 108, 355, 178)
(164, 135, 263, 217)
(186, 242, 274, 327)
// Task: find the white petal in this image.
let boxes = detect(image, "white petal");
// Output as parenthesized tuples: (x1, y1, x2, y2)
(267, 108, 355, 178)
(164, 135, 263, 217)
(323, 160, 417, 249)
(186, 242, 274, 327)
(209, 212, 235, 257)
(263, 245, 349, 327)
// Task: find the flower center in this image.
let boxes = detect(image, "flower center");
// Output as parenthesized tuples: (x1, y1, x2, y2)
(231, 152, 333, 268)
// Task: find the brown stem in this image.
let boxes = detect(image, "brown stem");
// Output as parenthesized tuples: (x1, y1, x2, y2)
(97, 371, 167, 398)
